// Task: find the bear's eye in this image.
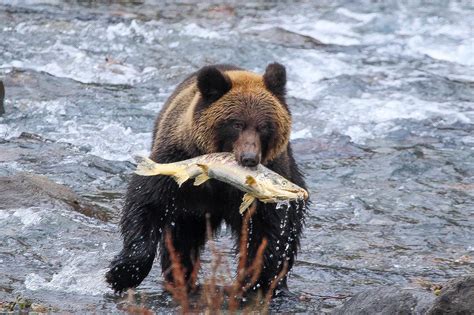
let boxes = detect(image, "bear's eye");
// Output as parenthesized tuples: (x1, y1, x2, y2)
(233, 121, 245, 130)
(258, 123, 273, 133)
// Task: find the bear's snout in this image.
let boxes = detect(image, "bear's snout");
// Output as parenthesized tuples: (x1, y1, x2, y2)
(240, 151, 260, 167)
(234, 129, 261, 167)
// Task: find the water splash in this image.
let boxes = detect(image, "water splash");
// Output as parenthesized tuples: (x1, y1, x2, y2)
(25, 253, 110, 296)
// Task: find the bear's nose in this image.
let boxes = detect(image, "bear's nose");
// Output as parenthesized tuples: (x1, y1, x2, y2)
(240, 152, 259, 167)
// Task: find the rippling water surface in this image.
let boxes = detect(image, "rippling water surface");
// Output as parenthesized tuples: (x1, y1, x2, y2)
(0, 0, 473, 312)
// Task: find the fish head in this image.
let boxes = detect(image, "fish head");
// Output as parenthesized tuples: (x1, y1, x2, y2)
(272, 181, 309, 201)
(255, 174, 309, 201)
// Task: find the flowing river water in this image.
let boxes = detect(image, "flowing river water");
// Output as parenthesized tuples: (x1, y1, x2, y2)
(0, 0, 473, 313)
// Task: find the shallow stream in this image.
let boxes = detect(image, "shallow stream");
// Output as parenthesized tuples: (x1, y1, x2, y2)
(0, 0, 473, 312)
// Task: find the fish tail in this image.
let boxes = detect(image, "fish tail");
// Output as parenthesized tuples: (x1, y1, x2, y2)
(134, 155, 190, 186)
(134, 156, 162, 176)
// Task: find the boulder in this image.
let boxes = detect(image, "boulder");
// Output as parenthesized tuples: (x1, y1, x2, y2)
(332, 287, 435, 315)
(0, 172, 111, 221)
(333, 275, 474, 315)
(427, 275, 474, 315)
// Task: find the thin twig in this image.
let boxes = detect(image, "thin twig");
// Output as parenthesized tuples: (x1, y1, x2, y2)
(263, 261, 289, 313)
(164, 232, 190, 313)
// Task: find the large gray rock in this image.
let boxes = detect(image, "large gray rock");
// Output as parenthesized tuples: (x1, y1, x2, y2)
(0, 172, 110, 221)
(0, 133, 133, 218)
(332, 287, 435, 315)
(427, 275, 474, 315)
(333, 276, 474, 315)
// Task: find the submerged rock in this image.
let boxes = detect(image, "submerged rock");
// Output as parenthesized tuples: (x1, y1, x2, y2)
(0, 133, 131, 217)
(0, 172, 111, 221)
(248, 26, 326, 49)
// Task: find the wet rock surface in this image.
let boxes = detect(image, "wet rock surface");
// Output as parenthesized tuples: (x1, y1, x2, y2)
(333, 275, 474, 315)
(0, 0, 473, 313)
(427, 275, 474, 315)
(333, 286, 435, 315)
(0, 172, 110, 221)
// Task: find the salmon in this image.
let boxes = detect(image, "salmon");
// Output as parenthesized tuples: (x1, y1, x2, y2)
(134, 153, 308, 213)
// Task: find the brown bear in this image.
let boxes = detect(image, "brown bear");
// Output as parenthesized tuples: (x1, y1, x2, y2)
(106, 63, 307, 295)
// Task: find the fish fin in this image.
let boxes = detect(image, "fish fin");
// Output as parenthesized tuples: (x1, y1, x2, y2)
(134, 156, 163, 176)
(172, 170, 190, 187)
(196, 163, 209, 173)
(245, 175, 257, 187)
(239, 193, 256, 214)
(302, 189, 309, 200)
(193, 173, 210, 186)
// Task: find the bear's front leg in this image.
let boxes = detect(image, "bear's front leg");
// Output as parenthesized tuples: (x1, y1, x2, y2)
(105, 175, 167, 293)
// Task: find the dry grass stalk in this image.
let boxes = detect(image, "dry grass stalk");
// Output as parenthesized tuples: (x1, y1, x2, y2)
(228, 202, 270, 312)
(189, 257, 201, 292)
(241, 238, 267, 293)
(124, 289, 154, 315)
(263, 261, 289, 312)
(202, 213, 225, 312)
(164, 232, 190, 313)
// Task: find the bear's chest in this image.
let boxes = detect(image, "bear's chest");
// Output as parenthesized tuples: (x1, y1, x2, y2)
(172, 179, 243, 216)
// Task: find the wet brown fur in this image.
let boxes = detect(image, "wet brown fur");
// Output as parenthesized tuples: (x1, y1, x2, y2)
(151, 67, 291, 163)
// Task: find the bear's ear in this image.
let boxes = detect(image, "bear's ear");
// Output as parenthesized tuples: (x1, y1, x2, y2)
(263, 62, 286, 97)
(197, 66, 232, 103)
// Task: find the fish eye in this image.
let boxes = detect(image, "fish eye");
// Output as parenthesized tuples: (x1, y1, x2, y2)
(282, 181, 287, 186)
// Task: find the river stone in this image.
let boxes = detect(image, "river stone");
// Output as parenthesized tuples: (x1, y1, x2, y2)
(332, 287, 435, 315)
(427, 275, 474, 315)
(248, 26, 325, 49)
(0, 172, 110, 221)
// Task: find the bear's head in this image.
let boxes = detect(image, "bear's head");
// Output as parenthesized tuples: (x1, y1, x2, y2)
(192, 63, 291, 166)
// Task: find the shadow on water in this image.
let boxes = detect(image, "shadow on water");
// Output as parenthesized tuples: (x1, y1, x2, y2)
(0, 0, 473, 313)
